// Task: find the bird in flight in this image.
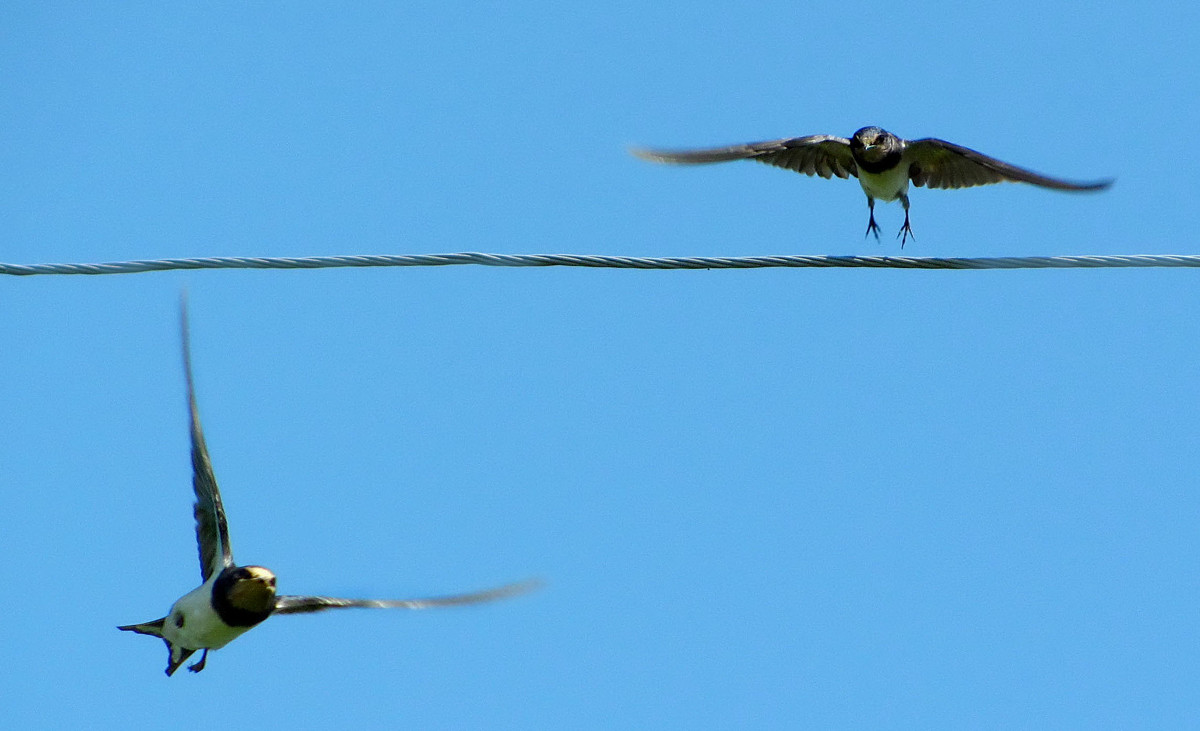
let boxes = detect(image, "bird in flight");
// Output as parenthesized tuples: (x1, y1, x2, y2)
(632, 126, 1113, 246)
(119, 301, 539, 676)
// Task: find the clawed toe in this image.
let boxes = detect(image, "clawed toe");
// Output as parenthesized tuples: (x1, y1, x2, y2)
(865, 217, 881, 241)
(897, 212, 915, 248)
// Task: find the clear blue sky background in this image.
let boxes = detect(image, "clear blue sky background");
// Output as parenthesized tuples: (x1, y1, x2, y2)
(4, 2, 1199, 727)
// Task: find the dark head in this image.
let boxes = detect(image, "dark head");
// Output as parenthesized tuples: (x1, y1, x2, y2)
(849, 126, 903, 173)
(850, 127, 901, 164)
(212, 565, 278, 627)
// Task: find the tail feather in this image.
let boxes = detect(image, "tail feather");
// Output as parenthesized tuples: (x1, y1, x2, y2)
(117, 618, 167, 637)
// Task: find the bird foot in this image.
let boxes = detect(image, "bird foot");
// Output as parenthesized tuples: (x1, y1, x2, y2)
(187, 649, 208, 673)
(897, 216, 915, 248)
(865, 216, 881, 241)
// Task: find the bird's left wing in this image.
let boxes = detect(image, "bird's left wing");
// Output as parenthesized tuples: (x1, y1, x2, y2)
(273, 579, 542, 615)
(632, 135, 857, 179)
(904, 138, 1113, 191)
(181, 298, 234, 582)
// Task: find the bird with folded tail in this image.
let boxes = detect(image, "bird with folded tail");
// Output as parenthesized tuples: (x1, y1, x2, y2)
(632, 126, 1113, 246)
(119, 301, 540, 676)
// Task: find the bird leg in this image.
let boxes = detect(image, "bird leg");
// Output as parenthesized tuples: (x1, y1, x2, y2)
(864, 198, 881, 241)
(896, 195, 914, 248)
(187, 649, 209, 673)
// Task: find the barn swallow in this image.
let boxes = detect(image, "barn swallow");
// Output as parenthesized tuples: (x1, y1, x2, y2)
(632, 126, 1113, 246)
(119, 302, 538, 676)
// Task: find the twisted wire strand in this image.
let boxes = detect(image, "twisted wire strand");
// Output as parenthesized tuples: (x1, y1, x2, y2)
(4, 252, 1200, 277)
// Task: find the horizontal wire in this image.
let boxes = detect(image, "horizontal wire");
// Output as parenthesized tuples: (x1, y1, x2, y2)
(4, 252, 1200, 277)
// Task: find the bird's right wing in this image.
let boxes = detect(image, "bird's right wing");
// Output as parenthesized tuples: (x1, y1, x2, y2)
(632, 135, 857, 179)
(181, 298, 234, 583)
(273, 579, 542, 615)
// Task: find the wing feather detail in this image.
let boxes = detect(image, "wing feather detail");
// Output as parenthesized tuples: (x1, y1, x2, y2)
(182, 298, 234, 582)
(905, 138, 1113, 191)
(632, 135, 857, 179)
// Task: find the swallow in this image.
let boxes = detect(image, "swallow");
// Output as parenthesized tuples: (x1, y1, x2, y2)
(632, 126, 1113, 246)
(119, 302, 539, 676)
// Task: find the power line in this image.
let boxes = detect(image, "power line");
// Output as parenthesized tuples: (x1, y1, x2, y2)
(4, 251, 1200, 277)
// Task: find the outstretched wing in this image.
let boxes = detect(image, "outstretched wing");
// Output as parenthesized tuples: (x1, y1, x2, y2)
(632, 135, 857, 179)
(181, 297, 234, 582)
(904, 138, 1113, 191)
(273, 578, 542, 615)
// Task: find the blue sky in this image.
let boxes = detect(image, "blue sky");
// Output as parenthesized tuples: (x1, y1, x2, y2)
(4, 1, 1200, 727)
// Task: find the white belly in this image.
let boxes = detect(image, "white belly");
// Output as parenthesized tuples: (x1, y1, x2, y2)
(160, 577, 255, 651)
(857, 162, 911, 203)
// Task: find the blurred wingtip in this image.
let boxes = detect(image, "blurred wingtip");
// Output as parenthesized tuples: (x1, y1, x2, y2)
(499, 577, 545, 599)
(628, 145, 660, 161)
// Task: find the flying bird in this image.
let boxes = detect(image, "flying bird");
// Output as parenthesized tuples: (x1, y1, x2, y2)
(119, 303, 539, 676)
(632, 126, 1113, 246)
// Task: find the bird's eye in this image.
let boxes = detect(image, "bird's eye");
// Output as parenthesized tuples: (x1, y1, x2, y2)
(173, 613, 184, 628)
